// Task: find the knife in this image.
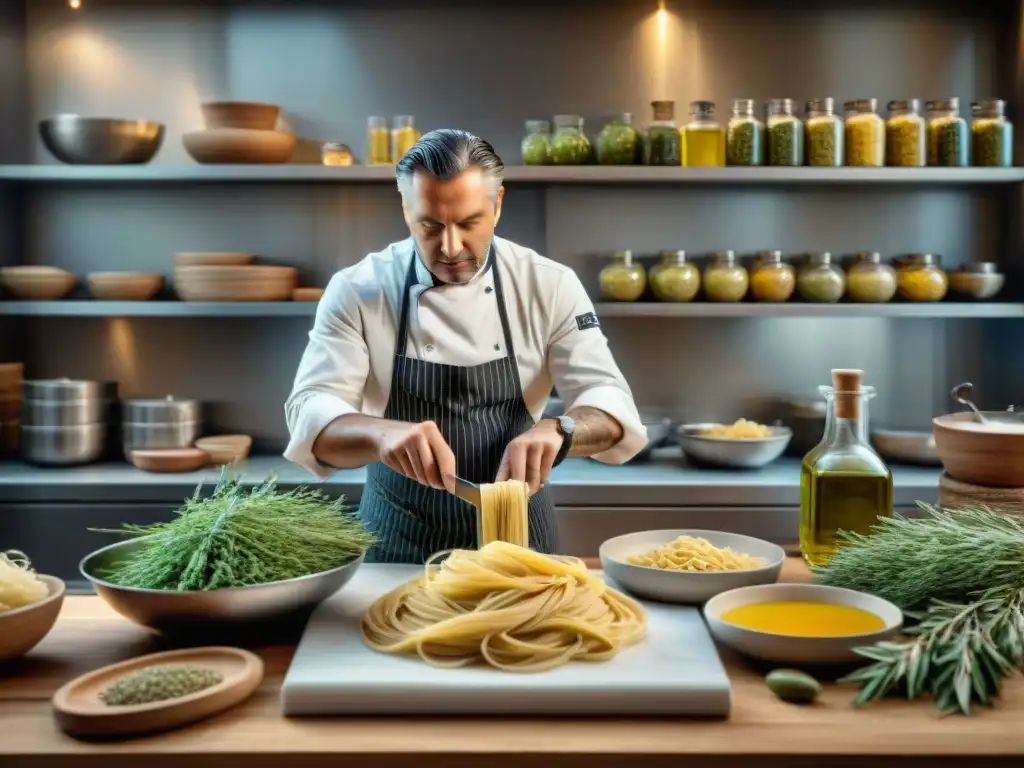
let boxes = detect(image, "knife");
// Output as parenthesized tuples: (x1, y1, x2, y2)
(451, 475, 481, 507)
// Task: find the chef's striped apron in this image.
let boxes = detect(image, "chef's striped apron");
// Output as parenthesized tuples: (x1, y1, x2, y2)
(358, 245, 559, 563)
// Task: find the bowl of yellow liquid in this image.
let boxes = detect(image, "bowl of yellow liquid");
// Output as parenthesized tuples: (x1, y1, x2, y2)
(703, 583, 903, 664)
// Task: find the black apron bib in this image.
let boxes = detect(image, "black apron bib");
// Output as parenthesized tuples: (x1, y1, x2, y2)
(358, 245, 559, 563)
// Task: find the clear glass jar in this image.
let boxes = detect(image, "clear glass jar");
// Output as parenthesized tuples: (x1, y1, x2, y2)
(845, 252, 897, 303)
(521, 120, 552, 165)
(726, 98, 764, 166)
(550, 115, 591, 165)
(598, 250, 646, 302)
(948, 261, 1005, 300)
(885, 99, 925, 167)
(972, 99, 1013, 168)
(367, 116, 390, 165)
(805, 98, 844, 167)
(643, 100, 683, 166)
(800, 369, 893, 567)
(797, 252, 846, 303)
(650, 250, 701, 302)
(596, 113, 640, 165)
(750, 250, 796, 302)
(926, 98, 969, 167)
(844, 99, 885, 167)
(766, 98, 804, 166)
(683, 101, 726, 167)
(391, 116, 420, 162)
(895, 253, 948, 302)
(321, 142, 354, 166)
(702, 251, 749, 302)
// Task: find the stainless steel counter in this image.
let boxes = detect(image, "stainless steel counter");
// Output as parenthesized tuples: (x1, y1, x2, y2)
(0, 447, 941, 506)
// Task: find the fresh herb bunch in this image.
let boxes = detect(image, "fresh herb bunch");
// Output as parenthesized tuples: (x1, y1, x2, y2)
(813, 503, 1024, 715)
(93, 469, 376, 591)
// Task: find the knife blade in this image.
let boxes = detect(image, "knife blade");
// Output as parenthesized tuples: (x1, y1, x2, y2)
(451, 475, 482, 507)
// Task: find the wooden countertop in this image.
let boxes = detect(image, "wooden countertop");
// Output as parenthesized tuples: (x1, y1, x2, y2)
(3, 558, 1023, 768)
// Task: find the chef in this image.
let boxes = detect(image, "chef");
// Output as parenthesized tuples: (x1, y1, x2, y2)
(284, 128, 646, 563)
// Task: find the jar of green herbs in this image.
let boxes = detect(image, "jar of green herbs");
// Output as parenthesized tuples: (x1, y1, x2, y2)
(596, 113, 640, 165)
(805, 98, 843, 166)
(599, 250, 647, 302)
(650, 250, 700, 302)
(521, 120, 552, 165)
(845, 99, 885, 167)
(885, 99, 925, 167)
(726, 98, 764, 166)
(703, 251, 749, 302)
(797, 252, 846, 303)
(643, 100, 683, 166)
(550, 115, 591, 165)
(844, 252, 897, 303)
(766, 98, 804, 166)
(926, 98, 968, 167)
(972, 99, 1013, 168)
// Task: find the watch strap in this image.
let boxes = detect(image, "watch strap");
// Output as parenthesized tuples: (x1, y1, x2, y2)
(551, 416, 572, 467)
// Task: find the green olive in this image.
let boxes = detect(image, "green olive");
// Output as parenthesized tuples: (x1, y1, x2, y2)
(765, 668, 822, 704)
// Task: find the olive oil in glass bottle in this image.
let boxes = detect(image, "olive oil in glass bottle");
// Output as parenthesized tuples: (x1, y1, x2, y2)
(799, 369, 893, 567)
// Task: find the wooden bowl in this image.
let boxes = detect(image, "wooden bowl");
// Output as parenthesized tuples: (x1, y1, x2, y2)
(174, 265, 297, 302)
(0, 394, 20, 421)
(130, 448, 210, 473)
(174, 252, 254, 267)
(292, 287, 324, 302)
(200, 101, 281, 131)
(933, 412, 1024, 487)
(0, 419, 19, 454)
(0, 574, 66, 660)
(194, 434, 252, 466)
(183, 128, 295, 164)
(0, 266, 76, 300)
(87, 271, 163, 301)
(0, 361, 23, 391)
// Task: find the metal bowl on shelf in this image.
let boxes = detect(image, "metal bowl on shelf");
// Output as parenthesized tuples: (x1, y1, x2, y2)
(675, 424, 792, 469)
(20, 422, 108, 466)
(39, 115, 165, 165)
(871, 429, 940, 466)
(80, 537, 364, 634)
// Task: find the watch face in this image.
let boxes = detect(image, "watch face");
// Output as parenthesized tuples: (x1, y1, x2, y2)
(558, 414, 575, 435)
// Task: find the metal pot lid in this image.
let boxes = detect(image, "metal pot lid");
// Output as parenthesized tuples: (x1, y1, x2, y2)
(22, 378, 118, 401)
(122, 395, 201, 422)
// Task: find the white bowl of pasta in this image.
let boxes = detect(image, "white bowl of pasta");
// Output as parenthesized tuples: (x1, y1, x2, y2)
(676, 422, 792, 469)
(599, 529, 786, 604)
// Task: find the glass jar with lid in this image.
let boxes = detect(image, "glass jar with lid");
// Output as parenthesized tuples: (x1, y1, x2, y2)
(750, 251, 796, 302)
(391, 116, 421, 162)
(367, 115, 391, 165)
(796, 252, 846, 303)
(895, 253, 948, 302)
(521, 120, 552, 165)
(885, 99, 925, 167)
(845, 252, 897, 303)
(766, 98, 804, 166)
(926, 98, 968, 167)
(683, 101, 726, 166)
(643, 100, 682, 166)
(650, 250, 700, 302)
(321, 142, 354, 166)
(805, 98, 843, 166)
(702, 251, 749, 302)
(596, 113, 640, 165)
(844, 99, 884, 167)
(550, 115, 591, 165)
(726, 98, 764, 166)
(599, 250, 646, 302)
(972, 99, 1013, 168)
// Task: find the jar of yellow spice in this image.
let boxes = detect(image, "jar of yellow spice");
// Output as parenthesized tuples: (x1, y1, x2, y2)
(845, 99, 885, 167)
(703, 251, 749, 302)
(750, 250, 795, 302)
(885, 99, 925, 167)
(895, 253, 948, 302)
(844, 252, 897, 303)
(599, 251, 646, 302)
(391, 116, 421, 162)
(650, 250, 700, 302)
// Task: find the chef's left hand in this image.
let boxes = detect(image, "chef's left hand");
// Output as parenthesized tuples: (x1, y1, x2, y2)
(495, 419, 563, 495)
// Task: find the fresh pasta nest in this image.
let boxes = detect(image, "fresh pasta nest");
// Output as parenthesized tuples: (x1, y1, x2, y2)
(362, 541, 647, 672)
(627, 535, 766, 572)
(0, 550, 49, 612)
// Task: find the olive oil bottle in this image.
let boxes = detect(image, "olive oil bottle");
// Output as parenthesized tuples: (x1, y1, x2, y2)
(799, 369, 893, 567)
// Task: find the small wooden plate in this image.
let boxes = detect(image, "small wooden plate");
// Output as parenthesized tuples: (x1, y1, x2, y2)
(130, 448, 210, 473)
(292, 287, 324, 302)
(52, 646, 263, 739)
(194, 434, 252, 465)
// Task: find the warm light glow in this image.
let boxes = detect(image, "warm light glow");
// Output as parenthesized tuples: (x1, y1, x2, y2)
(69, 0, 81, 9)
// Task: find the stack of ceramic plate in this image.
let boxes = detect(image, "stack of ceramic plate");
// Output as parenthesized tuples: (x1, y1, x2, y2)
(183, 101, 295, 164)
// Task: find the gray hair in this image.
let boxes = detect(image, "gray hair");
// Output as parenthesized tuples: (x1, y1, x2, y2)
(395, 129, 504, 199)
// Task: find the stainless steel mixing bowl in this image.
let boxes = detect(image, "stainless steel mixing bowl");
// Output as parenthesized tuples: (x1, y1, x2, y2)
(80, 537, 364, 633)
(676, 424, 792, 469)
(39, 115, 165, 164)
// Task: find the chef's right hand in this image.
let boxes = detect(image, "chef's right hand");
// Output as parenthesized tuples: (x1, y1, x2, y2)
(376, 420, 457, 492)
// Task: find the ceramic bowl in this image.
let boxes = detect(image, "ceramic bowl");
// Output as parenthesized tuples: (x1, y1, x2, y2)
(676, 424, 792, 469)
(933, 411, 1024, 487)
(0, 574, 66, 660)
(600, 529, 785, 604)
(703, 582, 903, 665)
(0, 266, 76, 300)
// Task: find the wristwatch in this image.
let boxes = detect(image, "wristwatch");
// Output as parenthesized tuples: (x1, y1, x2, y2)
(551, 414, 575, 468)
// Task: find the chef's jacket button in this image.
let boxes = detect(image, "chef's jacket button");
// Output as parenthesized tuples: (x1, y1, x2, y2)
(425, 344, 434, 352)
(494, 343, 500, 351)
(485, 286, 493, 293)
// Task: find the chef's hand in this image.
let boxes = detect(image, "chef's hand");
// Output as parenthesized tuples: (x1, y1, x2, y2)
(495, 420, 563, 495)
(376, 420, 457, 492)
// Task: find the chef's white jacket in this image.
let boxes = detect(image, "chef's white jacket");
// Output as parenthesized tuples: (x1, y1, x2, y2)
(284, 235, 647, 478)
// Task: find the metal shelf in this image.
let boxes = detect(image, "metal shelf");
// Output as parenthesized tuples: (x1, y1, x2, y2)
(2, 300, 1022, 319)
(0, 165, 1022, 185)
